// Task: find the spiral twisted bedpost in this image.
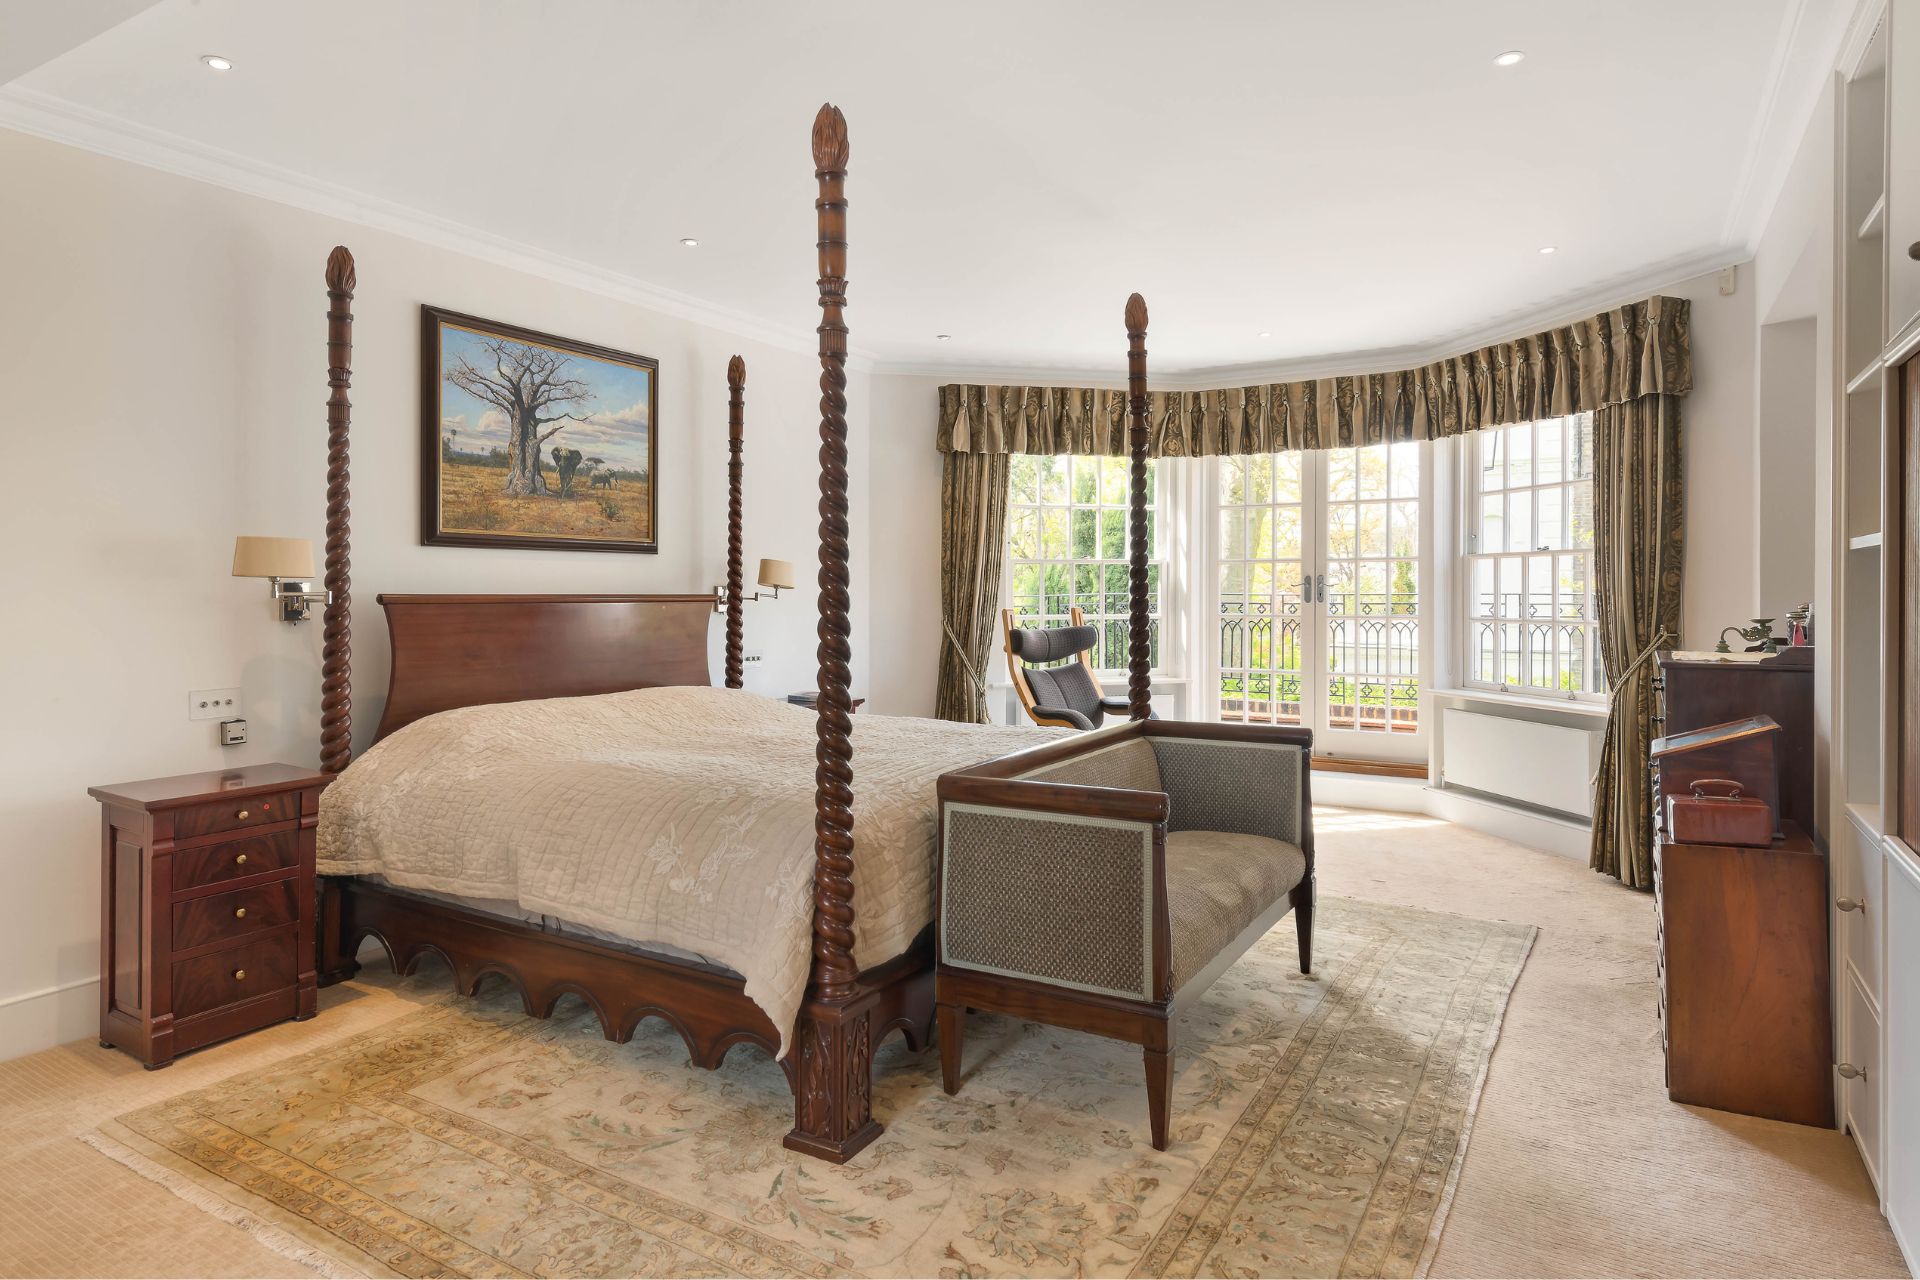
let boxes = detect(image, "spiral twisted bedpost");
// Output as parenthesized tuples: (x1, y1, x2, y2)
(725, 355, 746, 690)
(1125, 292, 1151, 721)
(321, 246, 355, 774)
(809, 105, 858, 1006)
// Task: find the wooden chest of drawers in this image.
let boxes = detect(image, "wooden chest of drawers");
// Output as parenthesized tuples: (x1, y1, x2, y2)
(1654, 818, 1833, 1127)
(88, 763, 327, 1068)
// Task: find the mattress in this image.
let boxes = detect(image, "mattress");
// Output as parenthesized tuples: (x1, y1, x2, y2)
(317, 685, 1061, 1053)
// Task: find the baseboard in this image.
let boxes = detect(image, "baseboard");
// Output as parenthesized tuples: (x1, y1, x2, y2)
(0, 977, 99, 1063)
(1424, 786, 1592, 861)
(1312, 772, 1430, 814)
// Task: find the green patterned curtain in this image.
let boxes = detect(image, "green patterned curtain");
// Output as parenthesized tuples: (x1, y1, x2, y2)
(1589, 395, 1685, 887)
(935, 452, 1011, 723)
(938, 297, 1691, 456)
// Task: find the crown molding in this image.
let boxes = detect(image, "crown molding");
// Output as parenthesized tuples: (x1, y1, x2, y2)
(872, 244, 1749, 390)
(0, 86, 873, 370)
(1721, 0, 1856, 252)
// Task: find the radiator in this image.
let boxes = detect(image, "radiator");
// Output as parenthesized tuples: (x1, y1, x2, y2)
(1441, 707, 1601, 819)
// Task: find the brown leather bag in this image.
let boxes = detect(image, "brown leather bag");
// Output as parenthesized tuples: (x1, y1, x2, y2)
(1665, 779, 1774, 848)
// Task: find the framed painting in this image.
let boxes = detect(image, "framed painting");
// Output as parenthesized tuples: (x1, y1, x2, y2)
(421, 305, 660, 553)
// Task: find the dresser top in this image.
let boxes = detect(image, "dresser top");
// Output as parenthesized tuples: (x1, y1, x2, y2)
(88, 762, 329, 811)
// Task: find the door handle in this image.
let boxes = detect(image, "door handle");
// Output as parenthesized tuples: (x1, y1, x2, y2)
(1315, 573, 1326, 604)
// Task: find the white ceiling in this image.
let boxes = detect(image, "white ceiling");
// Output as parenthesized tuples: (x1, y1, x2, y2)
(0, 0, 1849, 376)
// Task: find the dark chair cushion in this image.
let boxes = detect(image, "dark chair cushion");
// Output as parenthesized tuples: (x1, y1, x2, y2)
(1009, 625, 1099, 663)
(1030, 705, 1096, 729)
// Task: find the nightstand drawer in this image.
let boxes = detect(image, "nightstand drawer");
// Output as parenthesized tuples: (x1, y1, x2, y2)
(173, 792, 298, 840)
(173, 932, 297, 1019)
(174, 828, 300, 891)
(173, 880, 298, 952)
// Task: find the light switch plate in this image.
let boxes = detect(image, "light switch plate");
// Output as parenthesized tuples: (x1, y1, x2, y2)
(189, 687, 241, 721)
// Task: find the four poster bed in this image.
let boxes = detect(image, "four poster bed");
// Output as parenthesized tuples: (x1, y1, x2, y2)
(311, 104, 1307, 1162)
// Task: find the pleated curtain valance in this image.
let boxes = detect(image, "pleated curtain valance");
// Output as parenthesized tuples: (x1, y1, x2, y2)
(937, 294, 1691, 456)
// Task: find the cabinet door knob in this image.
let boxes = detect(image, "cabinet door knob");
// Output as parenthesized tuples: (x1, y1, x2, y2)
(232, 969, 248, 981)
(233, 907, 247, 919)
(1837, 897, 1865, 912)
(236, 809, 249, 821)
(234, 853, 248, 866)
(1838, 1062, 1868, 1081)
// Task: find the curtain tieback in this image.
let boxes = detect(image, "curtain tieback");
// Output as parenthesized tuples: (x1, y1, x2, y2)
(1590, 629, 1673, 787)
(942, 622, 987, 691)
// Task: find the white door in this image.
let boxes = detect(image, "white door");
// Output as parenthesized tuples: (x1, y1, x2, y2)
(1209, 443, 1429, 763)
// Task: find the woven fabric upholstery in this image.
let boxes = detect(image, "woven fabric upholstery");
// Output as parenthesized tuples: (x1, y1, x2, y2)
(1023, 738, 1164, 793)
(1165, 830, 1307, 988)
(1023, 661, 1107, 727)
(1151, 738, 1304, 844)
(1008, 625, 1098, 663)
(941, 805, 1153, 999)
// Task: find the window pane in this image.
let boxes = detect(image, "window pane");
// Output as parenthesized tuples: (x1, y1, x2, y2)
(1275, 452, 1302, 503)
(1071, 508, 1097, 559)
(1328, 503, 1357, 559)
(1527, 555, 1553, 620)
(1479, 430, 1503, 491)
(1038, 455, 1068, 503)
(1480, 495, 1503, 551)
(1535, 417, 1564, 484)
(1071, 458, 1096, 503)
(1507, 421, 1533, 487)
(1101, 507, 1126, 559)
(1276, 506, 1302, 560)
(1358, 502, 1387, 558)
(1327, 448, 1357, 500)
(1471, 558, 1495, 618)
(1507, 489, 1532, 553)
(1570, 412, 1595, 481)
(1391, 442, 1420, 498)
(1041, 508, 1068, 559)
(1357, 445, 1389, 500)
(1390, 499, 1418, 557)
(1536, 485, 1565, 550)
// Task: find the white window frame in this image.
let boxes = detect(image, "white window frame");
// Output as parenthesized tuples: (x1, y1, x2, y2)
(1457, 414, 1606, 703)
(1000, 455, 1189, 688)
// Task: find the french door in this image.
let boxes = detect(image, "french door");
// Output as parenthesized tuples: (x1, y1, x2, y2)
(1206, 442, 1430, 763)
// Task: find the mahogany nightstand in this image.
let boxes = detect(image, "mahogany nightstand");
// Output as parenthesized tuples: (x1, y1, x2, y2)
(88, 763, 328, 1068)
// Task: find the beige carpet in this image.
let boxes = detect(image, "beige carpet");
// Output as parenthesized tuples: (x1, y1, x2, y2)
(0, 810, 1905, 1278)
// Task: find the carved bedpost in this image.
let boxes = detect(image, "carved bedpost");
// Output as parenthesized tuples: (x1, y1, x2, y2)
(725, 355, 746, 689)
(1125, 292, 1152, 720)
(784, 103, 882, 1164)
(321, 246, 355, 773)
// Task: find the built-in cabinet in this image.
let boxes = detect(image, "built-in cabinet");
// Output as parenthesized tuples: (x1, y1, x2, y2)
(1833, 3, 1920, 1266)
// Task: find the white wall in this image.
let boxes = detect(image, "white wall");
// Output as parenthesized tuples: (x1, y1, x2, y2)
(0, 128, 867, 1058)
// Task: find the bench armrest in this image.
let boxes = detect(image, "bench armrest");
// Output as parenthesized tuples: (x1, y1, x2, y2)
(939, 779, 1168, 1002)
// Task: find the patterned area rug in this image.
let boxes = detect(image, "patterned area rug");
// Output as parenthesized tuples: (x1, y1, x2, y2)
(86, 898, 1533, 1279)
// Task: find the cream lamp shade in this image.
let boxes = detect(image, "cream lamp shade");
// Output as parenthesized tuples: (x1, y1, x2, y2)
(757, 558, 796, 591)
(232, 536, 315, 580)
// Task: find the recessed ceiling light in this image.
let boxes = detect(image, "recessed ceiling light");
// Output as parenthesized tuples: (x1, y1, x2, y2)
(935, 334, 952, 341)
(679, 237, 699, 247)
(1257, 331, 1272, 339)
(1538, 245, 1557, 255)
(200, 54, 234, 71)
(1493, 50, 1525, 67)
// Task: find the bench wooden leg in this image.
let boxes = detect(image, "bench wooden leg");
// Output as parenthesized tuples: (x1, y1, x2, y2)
(1144, 1045, 1172, 1150)
(937, 1002, 965, 1095)
(1293, 875, 1315, 974)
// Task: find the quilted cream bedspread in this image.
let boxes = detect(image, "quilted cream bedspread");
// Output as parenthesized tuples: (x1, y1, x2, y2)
(316, 686, 1060, 1055)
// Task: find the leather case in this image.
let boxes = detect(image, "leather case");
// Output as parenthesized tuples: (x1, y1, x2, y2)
(1665, 779, 1774, 848)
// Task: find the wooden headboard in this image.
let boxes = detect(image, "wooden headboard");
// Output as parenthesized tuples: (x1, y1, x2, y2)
(373, 593, 716, 741)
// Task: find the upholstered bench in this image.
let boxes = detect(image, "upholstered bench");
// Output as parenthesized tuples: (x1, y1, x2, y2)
(934, 721, 1314, 1150)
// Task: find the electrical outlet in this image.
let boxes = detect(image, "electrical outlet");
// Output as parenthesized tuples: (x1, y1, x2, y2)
(189, 687, 241, 721)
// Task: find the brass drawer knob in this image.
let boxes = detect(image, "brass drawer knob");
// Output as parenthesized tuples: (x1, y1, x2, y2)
(1838, 1062, 1869, 1081)
(235, 853, 248, 866)
(234, 907, 247, 919)
(233, 969, 247, 981)
(236, 810, 250, 821)
(1837, 897, 1865, 913)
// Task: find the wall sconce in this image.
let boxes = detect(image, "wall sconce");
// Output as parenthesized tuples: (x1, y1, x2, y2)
(232, 536, 330, 623)
(715, 558, 796, 613)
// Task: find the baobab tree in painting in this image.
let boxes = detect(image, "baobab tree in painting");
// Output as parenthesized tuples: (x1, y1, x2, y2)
(445, 335, 593, 496)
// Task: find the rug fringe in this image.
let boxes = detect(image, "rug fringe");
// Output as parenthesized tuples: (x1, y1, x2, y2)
(76, 1130, 366, 1279)
(1412, 923, 1540, 1279)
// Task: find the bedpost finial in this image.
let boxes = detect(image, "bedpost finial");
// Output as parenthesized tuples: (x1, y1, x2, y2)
(812, 103, 849, 171)
(727, 354, 746, 387)
(1125, 292, 1148, 335)
(326, 245, 356, 293)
